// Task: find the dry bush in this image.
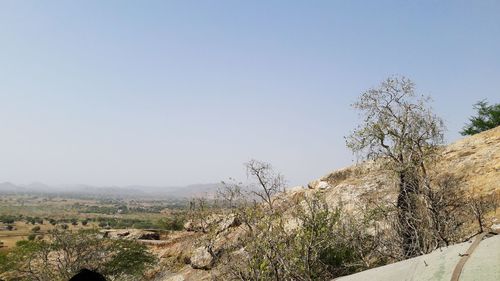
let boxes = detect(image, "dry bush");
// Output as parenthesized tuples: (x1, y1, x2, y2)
(426, 174, 468, 245)
(216, 192, 371, 281)
(465, 190, 498, 233)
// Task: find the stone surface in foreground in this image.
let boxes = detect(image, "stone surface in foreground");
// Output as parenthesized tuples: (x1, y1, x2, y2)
(335, 234, 500, 281)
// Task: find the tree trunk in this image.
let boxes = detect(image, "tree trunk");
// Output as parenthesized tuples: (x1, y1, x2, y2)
(396, 170, 421, 258)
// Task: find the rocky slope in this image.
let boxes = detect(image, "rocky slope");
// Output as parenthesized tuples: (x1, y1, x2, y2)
(150, 126, 500, 281)
(298, 126, 499, 211)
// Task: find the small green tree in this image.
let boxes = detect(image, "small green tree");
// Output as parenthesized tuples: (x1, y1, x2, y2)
(285, 195, 359, 279)
(1, 229, 156, 281)
(461, 100, 500, 135)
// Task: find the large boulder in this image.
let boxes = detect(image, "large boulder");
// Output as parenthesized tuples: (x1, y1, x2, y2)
(190, 246, 215, 270)
(184, 214, 241, 233)
(183, 216, 218, 232)
(216, 213, 241, 233)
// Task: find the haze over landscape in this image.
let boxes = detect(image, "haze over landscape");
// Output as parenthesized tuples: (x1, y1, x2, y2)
(1, 1, 499, 187)
(1, 2, 499, 281)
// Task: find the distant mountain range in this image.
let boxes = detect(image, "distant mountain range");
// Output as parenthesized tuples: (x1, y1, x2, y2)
(0, 181, 222, 199)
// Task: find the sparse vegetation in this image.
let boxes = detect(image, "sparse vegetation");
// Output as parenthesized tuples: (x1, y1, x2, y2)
(466, 191, 498, 233)
(182, 140, 499, 281)
(214, 161, 376, 280)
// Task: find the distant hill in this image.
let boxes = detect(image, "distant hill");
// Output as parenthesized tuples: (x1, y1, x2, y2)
(0, 181, 222, 199)
(0, 182, 25, 192)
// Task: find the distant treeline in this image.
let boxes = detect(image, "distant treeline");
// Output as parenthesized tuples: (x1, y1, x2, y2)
(76, 204, 166, 215)
(94, 216, 184, 230)
(0, 213, 185, 231)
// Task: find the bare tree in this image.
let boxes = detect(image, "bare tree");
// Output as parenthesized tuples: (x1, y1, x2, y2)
(425, 174, 468, 246)
(219, 178, 258, 233)
(466, 191, 498, 233)
(346, 76, 445, 258)
(218, 178, 244, 210)
(185, 196, 217, 233)
(245, 159, 285, 210)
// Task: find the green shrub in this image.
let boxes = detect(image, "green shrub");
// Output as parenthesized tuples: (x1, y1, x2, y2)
(0, 215, 16, 224)
(461, 100, 500, 135)
(220, 194, 363, 280)
(3, 229, 156, 280)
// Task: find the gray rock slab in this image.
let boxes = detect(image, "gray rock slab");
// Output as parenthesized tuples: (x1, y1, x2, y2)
(460, 235, 500, 281)
(335, 235, 500, 281)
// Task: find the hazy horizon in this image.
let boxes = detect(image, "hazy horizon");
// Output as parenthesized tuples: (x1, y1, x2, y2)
(1, 1, 499, 187)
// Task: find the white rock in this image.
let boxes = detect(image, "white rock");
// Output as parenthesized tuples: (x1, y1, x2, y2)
(190, 246, 214, 269)
(317, 181, 331, 189)
(217, 213, 240, 232)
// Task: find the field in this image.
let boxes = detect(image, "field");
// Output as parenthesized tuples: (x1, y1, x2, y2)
(0, 193, 188, 251)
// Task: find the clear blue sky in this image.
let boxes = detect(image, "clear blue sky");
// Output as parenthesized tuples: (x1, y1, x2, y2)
(0, 1, 498, 187)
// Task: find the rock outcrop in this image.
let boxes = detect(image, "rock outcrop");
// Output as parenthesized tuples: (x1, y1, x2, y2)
(190, 246, 215, 270)
(183, 213, 241, 233)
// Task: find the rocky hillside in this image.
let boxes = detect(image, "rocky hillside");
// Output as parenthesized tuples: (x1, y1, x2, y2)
(301, 125, 499, 208)
(149, 126, 500, 281)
